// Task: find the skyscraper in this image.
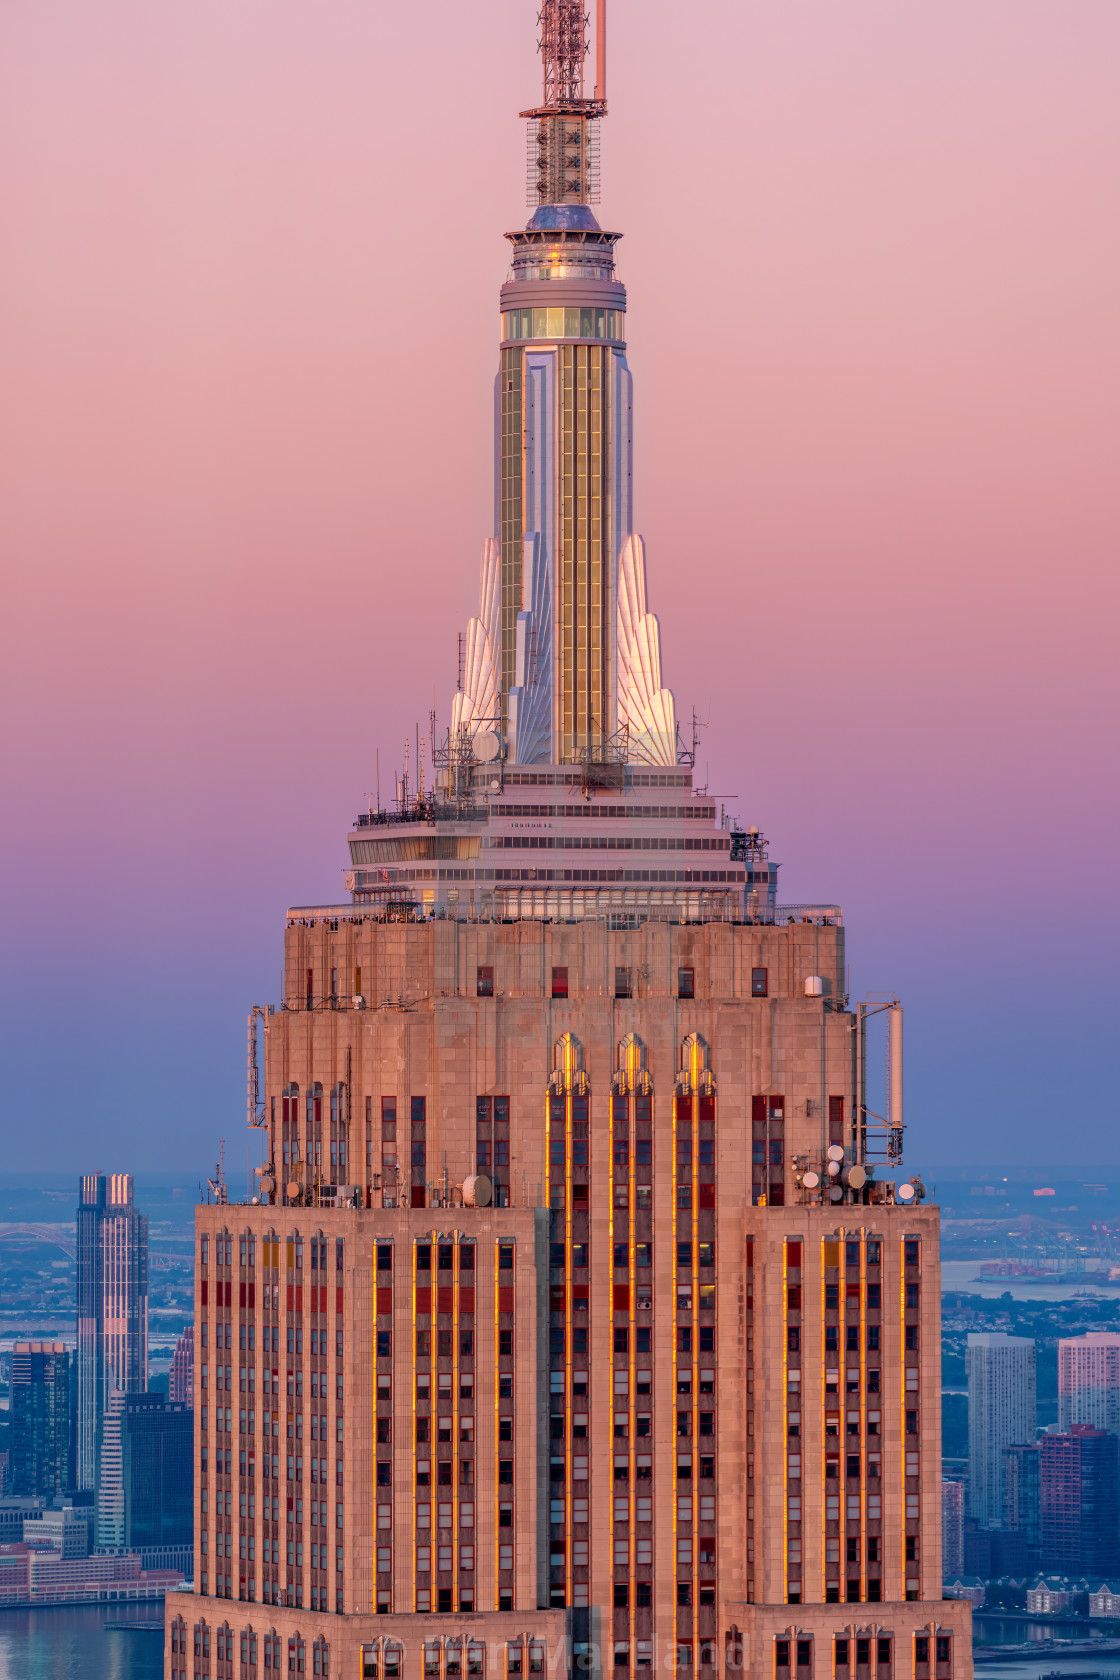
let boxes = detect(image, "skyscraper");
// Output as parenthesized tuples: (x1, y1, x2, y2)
(76, 1172, 149, 1494)
(1058, 1332, 1120, 1435)
(9, 1342, 71, 1497)
(170, 1325, 195, 1406)
(1002, 1441, 1041, 1558)
(97, 1387, 127, 1548)
(122, 1393, 193, 1556)
(966, 1334, 1036, 1527)
(166, 4, 971, 1676)
(941, 1483, 964, 1581)
(1040, 1425, 1120, 1578)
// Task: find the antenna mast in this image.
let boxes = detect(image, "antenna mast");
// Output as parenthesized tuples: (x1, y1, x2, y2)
(522, 0, 607, 206)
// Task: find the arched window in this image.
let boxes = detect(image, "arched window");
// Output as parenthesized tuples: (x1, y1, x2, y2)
(330, 1082, 348, 1183)
(612, 1034, 653, 1215)
(306, 1084, 323, 1174)
(281, 1084, 300, 1171)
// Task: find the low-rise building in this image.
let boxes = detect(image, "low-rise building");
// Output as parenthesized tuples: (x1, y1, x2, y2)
(0, 1541, 181, 1607)
(1090, 1583, 1120, 1617)
(22, 1507, 90, 1559)
(1026, 1578, 1071, 1614)
(943, 1576, 986, 1608)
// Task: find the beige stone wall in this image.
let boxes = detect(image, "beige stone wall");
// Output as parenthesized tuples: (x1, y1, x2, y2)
(172, 917, 971, 1680)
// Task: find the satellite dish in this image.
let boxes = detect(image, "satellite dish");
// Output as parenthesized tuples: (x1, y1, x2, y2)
(827, 1144, 845, 1162)
(897, 1182, 916, 1203)
(260, 1175, 275, 1195)
(802, 1171, 820, 1189)
(474, 730, 500, 763)
(286, 1181, 301, 1201)
(829, 1185, 844, 1202)
(848, 1165, 868, 1190)
(490, 780, 500, 792)
(827, 1160, 841, 1177)
(462, 1175, 492, 1208)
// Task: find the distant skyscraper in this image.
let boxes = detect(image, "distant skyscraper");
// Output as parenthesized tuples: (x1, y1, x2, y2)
(169, 1325, 194, 1406)
(1040, 1424, 1120, 1578)
(76, 1173, 149, 1494)
(10, 1342, 71, 1496)
(122, 1394, 193, 1552)
(941, 1481, 964, 1578)
(96, 1388, 127, 1548)
(1003, 1440, 1041, 1555)
(967, 1333, 1036, 1525)
(1058, 1332, 1120, 1435)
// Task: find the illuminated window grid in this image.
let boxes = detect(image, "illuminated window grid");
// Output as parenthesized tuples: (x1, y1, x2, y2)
(782, 1236, 790, 1604)
(411, 1240, 419, 1612)
(628, 1064, 641, 1658)
(745, 1240, 754, 1603)
(671, 1076, 680, 1621)
(559, 346, 610, 757)
(452, 1240, 462, 1614)
(545, 1035, 578, 1605)
(818, 1236, 828, 1605)
(492, 1237, 507, 1612)
(608, 1078, 619, 1623)
(686, 1040, 708, 1653)
(499, 345, 523, 727)
(899, 1236, 912, 1601)
(866, 1236, 873, 1599)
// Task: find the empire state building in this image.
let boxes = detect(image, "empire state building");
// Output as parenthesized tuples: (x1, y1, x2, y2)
(167, 6, 972, 1680)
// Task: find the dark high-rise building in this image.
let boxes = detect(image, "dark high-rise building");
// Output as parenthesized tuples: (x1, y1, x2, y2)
(123, 1394, 193, 1551)
(1003, 1441, 1041, 1558)
(10, 1342, 70, 1496)
(76, 1172, 148, 1494)
(1040, 1425, 1120, 1577)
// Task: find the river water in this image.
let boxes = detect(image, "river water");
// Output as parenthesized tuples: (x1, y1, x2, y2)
(0, 1604, 164, 1680)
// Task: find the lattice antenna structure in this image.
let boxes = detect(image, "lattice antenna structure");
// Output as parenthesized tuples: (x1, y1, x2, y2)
(520, 0, 607, 206)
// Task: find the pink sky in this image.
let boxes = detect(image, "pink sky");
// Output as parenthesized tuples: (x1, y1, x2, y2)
(1, 0, 1118, 1170)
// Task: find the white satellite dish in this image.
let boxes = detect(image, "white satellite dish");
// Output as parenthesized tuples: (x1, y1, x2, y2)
(802, 1171, 820, 1189)
(474, 730, 500, 763)
(827, 1160, 841, 1177)
(897, 1182, 916, 1203)
(848, 1165, 868, 1190)
(462, 1175, 492, 1208)
(827, 1144, 845, 1162)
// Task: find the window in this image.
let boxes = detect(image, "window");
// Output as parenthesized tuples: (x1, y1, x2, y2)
(477, 966, 494, 997)
(615, 966, 632, 999)
(678, 967, 695, 999)
(751, 967, 768, 997)
(552, 966, 569, 998)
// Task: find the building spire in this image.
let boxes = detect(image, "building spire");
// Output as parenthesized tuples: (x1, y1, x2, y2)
(521, 0, 607, 206)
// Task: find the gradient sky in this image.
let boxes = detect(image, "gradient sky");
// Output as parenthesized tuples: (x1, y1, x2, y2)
(1, 0, 1117, 1176)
